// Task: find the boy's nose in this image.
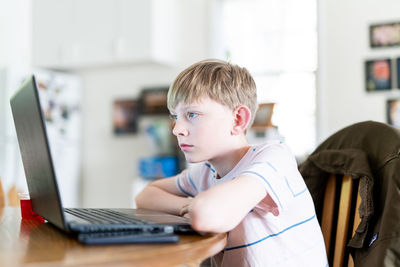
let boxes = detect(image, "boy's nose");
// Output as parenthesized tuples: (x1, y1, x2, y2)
(172, 121, 189, 136)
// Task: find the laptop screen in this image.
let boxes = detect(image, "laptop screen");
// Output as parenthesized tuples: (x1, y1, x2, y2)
(10, 75, 67, 230)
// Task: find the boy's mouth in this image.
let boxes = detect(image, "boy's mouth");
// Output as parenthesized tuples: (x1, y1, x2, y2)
(180, 143, 194, 151)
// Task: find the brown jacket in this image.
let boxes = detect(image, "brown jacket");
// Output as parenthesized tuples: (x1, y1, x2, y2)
(299, 121, 400, 267)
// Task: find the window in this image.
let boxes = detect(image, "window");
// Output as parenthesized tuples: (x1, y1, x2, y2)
(219, 0, 317, 156)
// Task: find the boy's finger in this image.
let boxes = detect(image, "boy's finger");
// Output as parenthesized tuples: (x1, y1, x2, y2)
(179, 207, 188, 216)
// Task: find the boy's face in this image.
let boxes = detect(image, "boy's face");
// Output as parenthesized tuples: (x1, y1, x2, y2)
(170, 97, 235, 163)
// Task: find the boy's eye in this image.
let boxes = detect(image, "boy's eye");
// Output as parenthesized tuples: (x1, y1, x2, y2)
(186, 112, 198, 119)
(170, 114, 178, 121)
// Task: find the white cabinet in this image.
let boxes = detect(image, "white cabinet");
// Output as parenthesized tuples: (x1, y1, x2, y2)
(115, 0, 179, 64)
(32, 0, 73, 68)
(32, 0, 180, 68)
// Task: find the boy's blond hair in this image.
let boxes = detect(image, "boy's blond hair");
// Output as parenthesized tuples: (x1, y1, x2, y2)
(167, 59, 258, 127)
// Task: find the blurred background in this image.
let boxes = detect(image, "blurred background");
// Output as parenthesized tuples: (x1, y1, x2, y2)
(1, 0, 400, 209)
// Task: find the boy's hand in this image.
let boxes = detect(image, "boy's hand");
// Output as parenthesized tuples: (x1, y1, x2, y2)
(180, 200, 192, 219)
(180, 200, 209, 235)
(135, 174, 191, 216)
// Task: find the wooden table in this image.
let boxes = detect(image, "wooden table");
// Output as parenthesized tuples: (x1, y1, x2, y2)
(0, 207, 227, 267)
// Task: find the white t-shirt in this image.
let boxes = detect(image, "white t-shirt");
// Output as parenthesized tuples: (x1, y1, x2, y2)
(176, 141, 328, 267)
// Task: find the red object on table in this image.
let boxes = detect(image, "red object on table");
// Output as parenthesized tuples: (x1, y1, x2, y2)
(20, 199, 45, 223)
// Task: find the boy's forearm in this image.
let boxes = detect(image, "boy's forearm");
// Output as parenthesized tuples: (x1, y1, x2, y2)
(135, 185, 190, 216)
(189, 175, 267, 233)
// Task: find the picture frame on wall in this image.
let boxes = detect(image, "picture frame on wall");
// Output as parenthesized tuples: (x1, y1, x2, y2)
(387, 98, 400, 129)
(251, 103, 275, 130)
(139, 87, 169, 115)
(365, 58, 392, 92)
(397, 57, 400, 89)
(113, 99, 139, 135)
(370, 22, 400, 48)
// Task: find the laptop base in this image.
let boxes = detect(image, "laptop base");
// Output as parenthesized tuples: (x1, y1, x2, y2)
(78, 231, 179, 245)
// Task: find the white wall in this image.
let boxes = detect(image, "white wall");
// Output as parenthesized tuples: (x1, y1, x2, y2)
(0, 0, 31, 69)
(317, 0, 400, 142)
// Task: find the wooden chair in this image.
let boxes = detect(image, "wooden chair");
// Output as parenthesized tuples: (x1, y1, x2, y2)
(8, 185, 20, 206)
(0, 177, 5, 207)
(321, 174, 362, 267)
(0, 177, 20, 207)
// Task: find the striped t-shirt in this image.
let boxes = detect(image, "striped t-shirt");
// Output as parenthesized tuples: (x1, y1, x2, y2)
(176, 141, 328, 267)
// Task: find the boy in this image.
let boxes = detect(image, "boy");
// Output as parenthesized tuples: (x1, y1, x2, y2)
(136, 59, 327, 266)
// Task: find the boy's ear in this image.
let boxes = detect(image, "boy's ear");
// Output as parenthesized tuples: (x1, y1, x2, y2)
(231, 105, 251, 135)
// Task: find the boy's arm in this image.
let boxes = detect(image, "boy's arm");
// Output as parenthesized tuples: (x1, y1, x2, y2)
(135, 175, 191, 216)
(186, 175, 267, 233)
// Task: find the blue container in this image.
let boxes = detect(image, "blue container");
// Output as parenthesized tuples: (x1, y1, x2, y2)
(139, 156, 179, 180)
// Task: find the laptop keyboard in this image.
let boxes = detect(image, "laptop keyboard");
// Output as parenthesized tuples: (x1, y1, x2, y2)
(64, 208, 148, 225)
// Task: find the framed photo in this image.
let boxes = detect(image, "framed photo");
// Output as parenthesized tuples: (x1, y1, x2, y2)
(139, 87, 169, 115)
(387, 99, 400, 129)
(251, 103, 275, 130)
(365, 59, 392, 92)
(397, 57, 400, 89)
(113, 99, 139, 135)
(370, 22, 400, 48)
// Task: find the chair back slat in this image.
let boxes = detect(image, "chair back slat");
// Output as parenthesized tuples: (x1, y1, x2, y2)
(333, 175, 353, 267)
(7, 185, 20, 207)
(348, 182, 362, 267)
(321, 174, 337, 253)
(0, 178, 5, 207)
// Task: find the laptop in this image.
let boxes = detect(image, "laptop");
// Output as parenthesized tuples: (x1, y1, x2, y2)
(10, 75, 193, 245)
